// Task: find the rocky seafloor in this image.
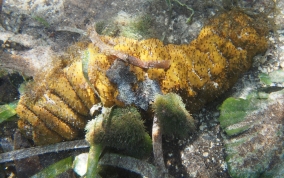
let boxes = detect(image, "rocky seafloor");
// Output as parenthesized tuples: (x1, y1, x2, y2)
(0, 0, 284, 177)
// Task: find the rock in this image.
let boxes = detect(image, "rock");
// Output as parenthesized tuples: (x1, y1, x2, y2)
(219, 89, 284, 177)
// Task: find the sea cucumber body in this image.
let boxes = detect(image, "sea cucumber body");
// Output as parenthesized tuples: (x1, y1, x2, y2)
(17, 11, 268, 145)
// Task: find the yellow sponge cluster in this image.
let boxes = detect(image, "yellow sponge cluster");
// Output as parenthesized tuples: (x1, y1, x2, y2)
(16, 10, 268, 145)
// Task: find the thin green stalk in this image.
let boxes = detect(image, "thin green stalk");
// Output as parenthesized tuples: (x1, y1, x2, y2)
(30, 156, 73, 178)
(85, 144, 103, 178)
(165, 0, 194, 23)
(173, 0, 194, 23)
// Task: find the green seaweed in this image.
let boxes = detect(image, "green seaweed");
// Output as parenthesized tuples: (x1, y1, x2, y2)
(85, 144, 103, 178)
(30, 156, 73, 178)
(95, 21, 107, 35)
(0, 100, 18, 124)
(269, 70, 284, 83)
(121, 15, 154, 39)
(259, 70, 284, 85)
(33, 16, 50, 28)
(218, 97, 256, 133)
(224, 125, 250, 136)
(259, 73, 272, 85)
(130, 15, 153, 35)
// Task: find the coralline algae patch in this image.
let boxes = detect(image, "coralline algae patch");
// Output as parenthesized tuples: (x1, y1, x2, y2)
(16, 10, 268, 145)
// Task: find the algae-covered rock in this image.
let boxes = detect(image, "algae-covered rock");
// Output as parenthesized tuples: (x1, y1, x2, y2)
(85, 106, 152, 158)
(219, 89, 284, 178)
(152, 93, 195, 138)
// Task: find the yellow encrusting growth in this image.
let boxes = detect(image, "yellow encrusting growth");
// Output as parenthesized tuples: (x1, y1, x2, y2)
(16, 10, 268, 145)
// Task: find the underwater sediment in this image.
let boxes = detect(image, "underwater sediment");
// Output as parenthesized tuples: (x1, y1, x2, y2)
(16, 10, 269, 145)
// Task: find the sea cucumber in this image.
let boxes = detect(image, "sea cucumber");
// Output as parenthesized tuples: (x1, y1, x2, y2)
(16, 10, 269, 145)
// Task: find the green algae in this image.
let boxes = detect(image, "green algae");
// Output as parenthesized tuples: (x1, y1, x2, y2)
(84, 106, 152, 177)
(219, 69, 284, 177)
(33, 16, 50, 28)
(218, 97, 256, 135)
(121, 15, 154, 39)
(259, 73, 272, 85)
(224, 125, 250, 136)
(259, 70, 284, 85)
(219, 88, 284, 178)
(95, 14, 154, 40)
(0, 100, 18, 124)
(86, 106, 152, 157)
(30, 156, 73, 178)
(152, 93, 195, 138)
